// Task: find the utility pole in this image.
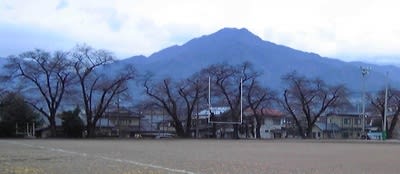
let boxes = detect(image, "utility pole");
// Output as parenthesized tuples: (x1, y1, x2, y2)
(117, 94, 120, 137)
(383, 72, 389, 140)
(360, 66, 370, 139)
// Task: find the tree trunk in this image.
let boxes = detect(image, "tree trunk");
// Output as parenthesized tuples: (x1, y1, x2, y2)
(388, 114, 399, 139)
(293, 119, 306, 139)
(255, 116, 262, 139)
(185, 116, 192, 138)
(233, 124, 239, 139)
(305, 127, 313, 139)
(297, 126, 306, 139)
(256, 123, 261, 139)
(172, 120, 186, 138)
(86, 122, 95, 138)
(49, 117, 57, 137)
(212, 123, 217, 138)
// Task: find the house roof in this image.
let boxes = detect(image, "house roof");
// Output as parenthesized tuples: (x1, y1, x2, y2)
(95, 118, 115, 127)
(315, 122, 340, 131)
(327, 113, 361, 118)
(198, 107, 230, 116)
(243, 108, 283, 117)
(105, 107, 142, 119)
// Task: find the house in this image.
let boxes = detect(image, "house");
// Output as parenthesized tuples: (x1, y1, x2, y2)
(312, 122, 341, 139)
(325, 113, 363, 139)
(192, 107, 286, 139)
(139, 108, 173, 138)
(241, 108, 286, 139)
(191, 107, 231, 138)
(102, 107, 142, 138)
(35, 116, 64, 138)
(94, 117, 116, 137)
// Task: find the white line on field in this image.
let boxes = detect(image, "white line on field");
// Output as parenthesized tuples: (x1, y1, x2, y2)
(6, 140, 197, 174)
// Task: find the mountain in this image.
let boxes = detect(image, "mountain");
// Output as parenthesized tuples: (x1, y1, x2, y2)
(0, 57, 6, 73)
(1, 28, 398, 95)
(124, 28, 399, 93)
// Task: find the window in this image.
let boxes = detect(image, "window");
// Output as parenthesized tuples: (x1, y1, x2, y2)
(344, 118, 350, 125)
(355, 118, 361, 125)
(272, 119, 281, 125)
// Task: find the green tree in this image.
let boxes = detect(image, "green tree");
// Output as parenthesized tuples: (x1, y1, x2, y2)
(60, 106, 83, 138)
(0, 92, 41, 137)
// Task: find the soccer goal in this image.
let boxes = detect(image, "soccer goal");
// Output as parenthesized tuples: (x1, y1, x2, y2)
(207, 76, 243, 124)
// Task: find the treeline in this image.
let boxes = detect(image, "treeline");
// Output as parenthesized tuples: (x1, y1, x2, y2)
(1, 45, 399, 139)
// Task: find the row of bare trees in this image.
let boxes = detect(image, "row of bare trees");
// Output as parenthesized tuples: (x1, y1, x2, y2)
(2, 45, 399, 139)
(143, 62, 270, 138)
(143, 62, 351, 139)
(2, 45, 135, 137)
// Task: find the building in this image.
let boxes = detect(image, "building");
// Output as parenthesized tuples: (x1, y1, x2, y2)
(192, 107, 286, 139)
(102, 107, 142, 138)
(241, 108, 286, 139)
(192, 107, 231, 138)
(138, 108, 174, 138)
(315, 113, 362, 139)
(312, 122, 341, 139)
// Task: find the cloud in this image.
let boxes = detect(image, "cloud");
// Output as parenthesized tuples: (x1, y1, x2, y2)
(56, 0, 68, 10)
(0, 22, 76, 57)
(0, 0, 399, 62)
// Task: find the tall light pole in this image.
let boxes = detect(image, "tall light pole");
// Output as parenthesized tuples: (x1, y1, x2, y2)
(383, 72, 389, 140)
(360, 66, 371, 138)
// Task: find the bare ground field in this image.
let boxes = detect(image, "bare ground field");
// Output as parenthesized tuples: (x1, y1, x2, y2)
(0, 139, 399, 174)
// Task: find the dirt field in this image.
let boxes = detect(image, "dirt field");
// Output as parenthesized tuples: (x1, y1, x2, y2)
(0, 139, 399, 174)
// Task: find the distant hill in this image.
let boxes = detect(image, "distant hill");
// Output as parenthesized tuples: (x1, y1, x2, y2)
(1, 28, 399, 96)
(0, 57, 6, 73)
(124, 28, 400, 93)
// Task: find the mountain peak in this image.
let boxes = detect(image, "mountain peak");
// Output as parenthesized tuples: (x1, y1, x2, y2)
(211, 27, 261, 41)
(215, 27, 252, 35)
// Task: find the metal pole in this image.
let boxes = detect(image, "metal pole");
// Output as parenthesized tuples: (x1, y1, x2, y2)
(383, 72, 388, 140)
(33, 122, 35, 137)
(208, 76, 211, 123)
(360, 66, 370, 138)
(240, 78, 243, 124)
(196, 102, 199, 138)
(362, 73, 365, 136)
(117, 95, 120, 137)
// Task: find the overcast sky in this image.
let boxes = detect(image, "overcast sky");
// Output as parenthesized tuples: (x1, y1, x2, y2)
(1, 0, 399, 64)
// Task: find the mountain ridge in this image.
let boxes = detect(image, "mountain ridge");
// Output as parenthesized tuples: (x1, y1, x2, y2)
(124, 27, 400, 93)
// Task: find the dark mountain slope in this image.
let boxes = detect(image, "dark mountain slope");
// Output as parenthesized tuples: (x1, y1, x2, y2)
(124, 28, 398, 92)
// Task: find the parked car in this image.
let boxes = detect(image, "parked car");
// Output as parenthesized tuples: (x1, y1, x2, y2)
(367, 130, 382, 140)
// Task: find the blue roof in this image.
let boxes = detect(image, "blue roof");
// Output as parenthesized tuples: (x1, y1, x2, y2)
(197, 107, 230, 118)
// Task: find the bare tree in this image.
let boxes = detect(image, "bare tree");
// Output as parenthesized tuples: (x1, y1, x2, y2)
(245, 79, 275, 139)
(369, 88, 400, 139)
(144, 72, 207, 138)
(201, 62, 260, 139)
(71, 45, 135, 137)
(3, 49, 72, 137)
(281, 71, 347, 139)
